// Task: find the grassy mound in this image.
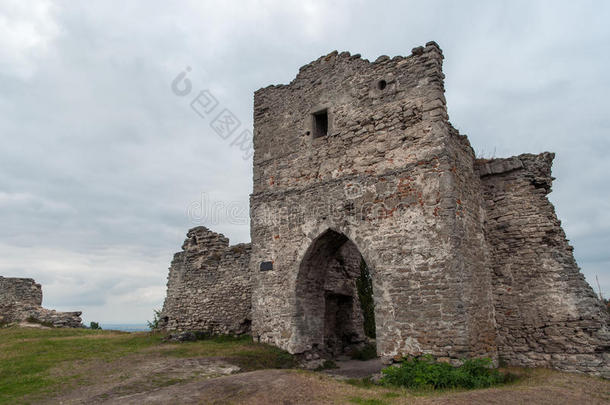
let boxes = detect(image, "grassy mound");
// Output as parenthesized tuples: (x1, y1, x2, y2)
(0, 327, 294, 404)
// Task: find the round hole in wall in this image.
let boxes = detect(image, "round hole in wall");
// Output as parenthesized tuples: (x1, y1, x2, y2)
(377, 79, 387, 90)
(306, 131, 311, 136)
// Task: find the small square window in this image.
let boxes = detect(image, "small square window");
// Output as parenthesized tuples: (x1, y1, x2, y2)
(312, 109, 328, 138)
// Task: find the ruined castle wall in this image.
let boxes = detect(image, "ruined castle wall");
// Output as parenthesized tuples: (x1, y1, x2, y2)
(250, 43, 497, 361)
(0, 276, 82, 327)
(479, 153, 610, 377)
(442, 127, 498, 358)
(160, 227, 253, 335)
(157, 42, 608, 376)
(0, 277, 42, 306)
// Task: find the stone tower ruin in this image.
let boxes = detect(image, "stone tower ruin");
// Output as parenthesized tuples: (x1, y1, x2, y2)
(160, 42, 610, 377)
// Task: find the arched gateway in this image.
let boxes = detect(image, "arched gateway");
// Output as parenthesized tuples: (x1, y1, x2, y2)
(294, 229, 373, 357)
(160, 42, 610, 377)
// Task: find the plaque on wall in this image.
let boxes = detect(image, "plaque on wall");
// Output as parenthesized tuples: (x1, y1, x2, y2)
(260, 261, 273, 271)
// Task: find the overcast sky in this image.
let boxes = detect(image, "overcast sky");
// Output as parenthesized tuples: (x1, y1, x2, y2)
(1, 0, 608, 324)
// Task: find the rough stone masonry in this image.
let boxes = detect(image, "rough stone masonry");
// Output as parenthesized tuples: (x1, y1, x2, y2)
(0, 276, 82, 328)
(160, 41, 610, 377)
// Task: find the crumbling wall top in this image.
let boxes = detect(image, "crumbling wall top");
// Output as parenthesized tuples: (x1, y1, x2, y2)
(477, 152, 555, 193)
(255, 41, 443, 93)
(181, 226, 230, 254)
(0, 276, 43, 306)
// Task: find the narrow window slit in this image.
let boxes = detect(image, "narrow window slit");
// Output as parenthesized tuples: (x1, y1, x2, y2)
(312, 109, 328, 138)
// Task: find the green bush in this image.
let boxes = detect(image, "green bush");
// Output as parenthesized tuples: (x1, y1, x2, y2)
(380, 355, 507, 390)
(89, 322, 102, 330)
(147, 309, 162, 330)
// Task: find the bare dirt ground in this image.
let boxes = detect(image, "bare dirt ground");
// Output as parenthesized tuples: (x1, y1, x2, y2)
(8, 327, 607, 404)
(45, 356, 610, 405)
(41, 353, 241, 404)
(322, 358, 386, 379)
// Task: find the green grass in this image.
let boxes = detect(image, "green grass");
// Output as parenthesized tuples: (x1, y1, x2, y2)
(348, 396, 388, 405)
(160, 335, 296, 370)
(0, 327, 161, 403)
(345, 377, 376, 389)
(0, 327, 295, 404)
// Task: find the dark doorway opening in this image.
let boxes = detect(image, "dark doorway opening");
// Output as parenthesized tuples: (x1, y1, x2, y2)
(324, 292, 357, 356)
(295, 229, 376, 359)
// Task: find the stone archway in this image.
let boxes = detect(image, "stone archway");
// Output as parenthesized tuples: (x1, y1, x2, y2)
(294, 229, 375, 358)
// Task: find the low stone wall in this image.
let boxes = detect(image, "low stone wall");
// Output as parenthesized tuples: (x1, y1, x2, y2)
(0, 276, 82, 328)
(159, 227, 253, 335)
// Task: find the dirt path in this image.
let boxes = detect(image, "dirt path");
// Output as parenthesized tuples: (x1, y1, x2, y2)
(322, 358, 385, 379)
(43, 355, 241, 405)
(54, 366, 608, 405)
(98, 369, 364, 404)
(36, 348, 609, 405)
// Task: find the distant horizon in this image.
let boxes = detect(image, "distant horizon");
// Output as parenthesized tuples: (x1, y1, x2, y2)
(97, 323, 149, 332)
(98, 323, 147, 326)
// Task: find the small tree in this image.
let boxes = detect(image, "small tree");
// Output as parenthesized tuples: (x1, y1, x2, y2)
(89, 321, 102, 330)
(147, 309, 162, 330)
